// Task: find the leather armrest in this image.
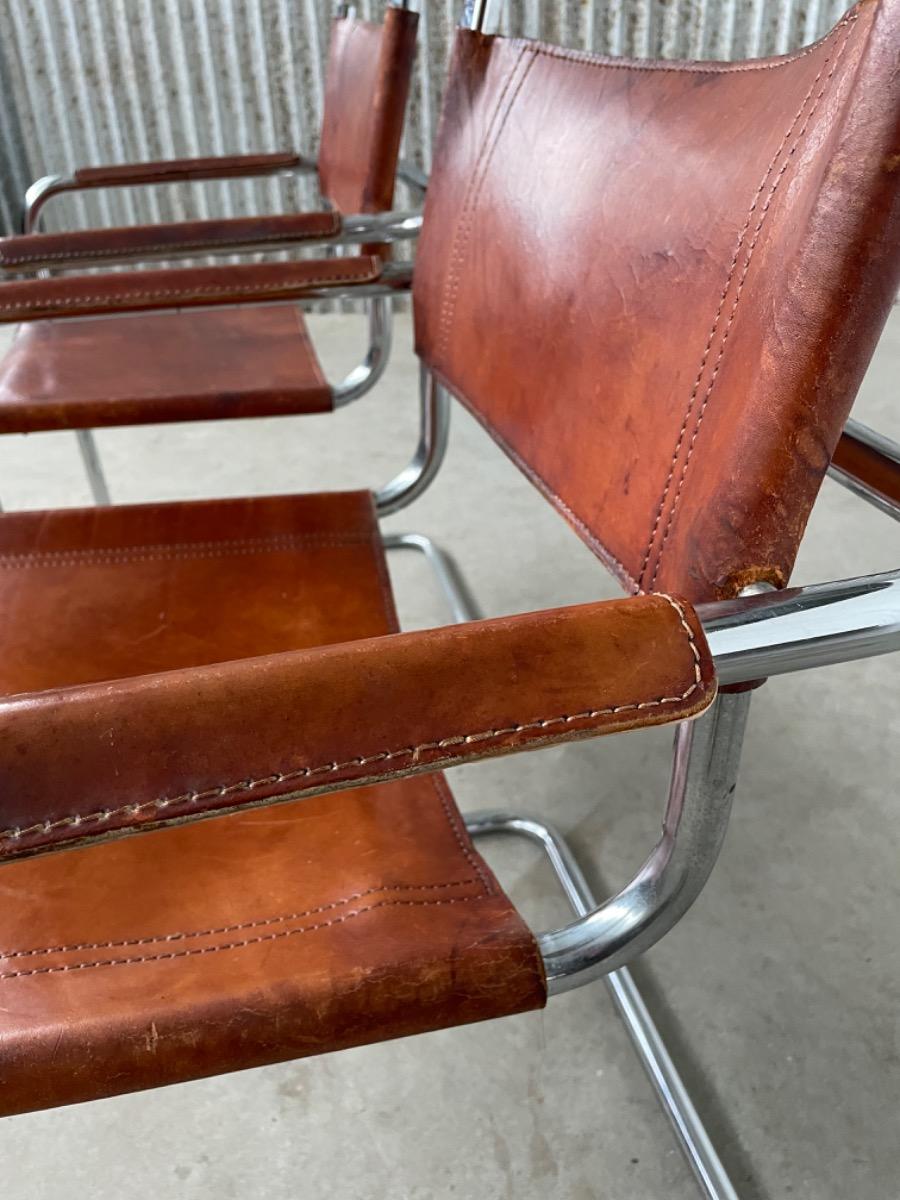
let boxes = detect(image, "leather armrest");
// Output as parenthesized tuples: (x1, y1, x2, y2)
(0, 255, 383, 322)
(0, 211, 341, 272)
(73, 151, 306, 188)
(0, 593, 716, 862)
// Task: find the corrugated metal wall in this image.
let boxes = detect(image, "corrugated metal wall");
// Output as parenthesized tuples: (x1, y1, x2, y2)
(0, 0, 850, 238)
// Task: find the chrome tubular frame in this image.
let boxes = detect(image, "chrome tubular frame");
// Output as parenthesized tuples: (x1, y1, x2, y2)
(699, 567, 900, 683)
(386, 526, 899, 1200)
(464, 811, 741, 1200)
(828, 417, 900, 522)
(374, 365, 451, 515)
(332, 296, 393, 408)
(381, 531, 481, 623)
(536, 692, 751, 993)
(21, 161, 317, 234)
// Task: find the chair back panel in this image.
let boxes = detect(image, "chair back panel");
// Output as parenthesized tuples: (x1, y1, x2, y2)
(414, 0, 900, 602)
(317, 6, 418, 215)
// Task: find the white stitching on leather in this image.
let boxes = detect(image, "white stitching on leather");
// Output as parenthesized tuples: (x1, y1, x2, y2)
(0, 219, 339, 268)
(0, 594, 708, 849)
(0, 879, 478, 962)
(0, 267, 377, 313)
(0, 895, 488, 980)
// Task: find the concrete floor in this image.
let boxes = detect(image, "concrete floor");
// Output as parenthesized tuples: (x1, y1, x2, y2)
(0, 309, 897, 1200)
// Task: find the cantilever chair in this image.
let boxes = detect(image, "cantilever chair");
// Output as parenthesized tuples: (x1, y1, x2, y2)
(0, 2, 899, 1197)
(0, 2, 420, 505)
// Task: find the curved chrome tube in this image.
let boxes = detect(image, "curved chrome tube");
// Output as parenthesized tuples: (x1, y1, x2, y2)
(22, 174, 70, 233)
(381, 532, 481, 623)
(374, 366, 450, 515)
(332, 297, 393, 408)
(536, 692, 751, 994)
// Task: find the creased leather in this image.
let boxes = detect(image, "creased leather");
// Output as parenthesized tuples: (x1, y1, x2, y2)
(0, 306, 331, 431)
(0, 489, 545, 1116)
(0, 211, 341, 272)
(0, 255, 381, 323)
(414, 0, 900, 603)
(73, 150, 303, 187)
(0, 568, 715, 862)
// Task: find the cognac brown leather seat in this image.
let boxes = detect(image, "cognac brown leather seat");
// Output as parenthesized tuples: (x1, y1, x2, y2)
(0, 306, 330, 432)
(0, 5, 417, 433)
(0, 489, 545, 1115)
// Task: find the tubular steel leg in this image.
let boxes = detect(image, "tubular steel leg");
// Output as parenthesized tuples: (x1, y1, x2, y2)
(465, 811, 741, 1200)
(382, 531, 481, 623)
(393, 529, 742, 1200)
(75, 429, 111, 506)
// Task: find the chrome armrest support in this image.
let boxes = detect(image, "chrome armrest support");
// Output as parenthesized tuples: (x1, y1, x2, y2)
(536, 691, 751, 994)
(22, 160, 318, 234)
(699, 568, 900, 684)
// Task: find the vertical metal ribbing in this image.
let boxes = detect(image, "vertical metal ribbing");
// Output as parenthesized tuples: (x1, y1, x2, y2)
(0, 1, 855, 238)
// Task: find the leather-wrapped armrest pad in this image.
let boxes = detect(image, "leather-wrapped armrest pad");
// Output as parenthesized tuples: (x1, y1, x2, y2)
(0, 593, 716, 862)
(0, 255, 381, 322)
(73, 151, 304, 188)
(0, 211, 341, 272)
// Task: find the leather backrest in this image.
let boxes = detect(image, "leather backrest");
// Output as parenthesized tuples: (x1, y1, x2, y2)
(414, 0, 900, 602)
(317, 6, 418, 215)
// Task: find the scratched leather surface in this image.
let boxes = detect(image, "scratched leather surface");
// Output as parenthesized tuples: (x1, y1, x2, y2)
(414, 0, 900, 602)
(0, 489, 546, 1114)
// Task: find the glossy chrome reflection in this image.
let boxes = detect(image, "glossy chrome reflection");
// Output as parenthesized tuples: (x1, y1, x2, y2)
(536, 692, 750, 993)
(382, 532, 482, 623)
(466, 811, 740, 1200)
(699, 568, 900, 683)
(374, 366, 450, 515)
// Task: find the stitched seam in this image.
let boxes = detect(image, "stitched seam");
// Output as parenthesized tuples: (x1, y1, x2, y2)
(0, 594, 704, 848)
(638, 13, 858, 590)
(0, 880, 479, 961)
(0, 269, 376, 312)
(0, 895, 489, 980)
(0, 533, 374, 568)
(506, 11, 858, 76)
(431, 773, 493, 896)
(0, 224, 338, 268)
(436, 46, 534, 361)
